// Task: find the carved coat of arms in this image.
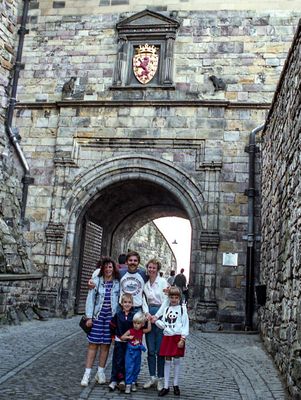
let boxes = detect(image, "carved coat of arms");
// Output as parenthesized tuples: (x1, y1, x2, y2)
(133, 44, 159, 84)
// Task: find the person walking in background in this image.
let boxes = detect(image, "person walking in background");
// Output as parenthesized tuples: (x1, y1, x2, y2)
(174, 268, 188, 302)
(167, 270, 176, 286)
(81, 257, 120, 387)
(154, 286, 189, 397)
(121, 311, 151, 394)
(143, 259, 169, 392)
(108, 293, 135, 392)
(117, 253, 127, 272)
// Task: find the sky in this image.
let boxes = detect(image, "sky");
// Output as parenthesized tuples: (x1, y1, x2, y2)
(154, 216, 191, 279)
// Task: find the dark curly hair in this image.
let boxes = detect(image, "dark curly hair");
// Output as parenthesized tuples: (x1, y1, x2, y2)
(96, 256, 120, 280)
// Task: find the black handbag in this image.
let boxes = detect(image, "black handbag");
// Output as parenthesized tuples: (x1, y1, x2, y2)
(79, 315, 92, 334)
(79, 278, 100, 334)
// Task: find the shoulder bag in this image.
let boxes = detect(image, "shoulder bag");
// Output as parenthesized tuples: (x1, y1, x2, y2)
(79, 278, 101, 334)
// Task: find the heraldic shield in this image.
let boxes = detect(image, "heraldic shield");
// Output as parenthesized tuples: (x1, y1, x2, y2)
(133, 44, 159, 84)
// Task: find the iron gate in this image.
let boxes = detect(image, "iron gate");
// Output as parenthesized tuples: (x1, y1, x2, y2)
(76, 220, 103, 313)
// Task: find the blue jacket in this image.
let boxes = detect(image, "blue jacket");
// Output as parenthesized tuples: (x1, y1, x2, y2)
(85, 276, 120, 318)
(109, 310, 134, 338)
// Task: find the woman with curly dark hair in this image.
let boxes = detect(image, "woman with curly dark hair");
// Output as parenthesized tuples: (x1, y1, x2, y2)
(81, 257, 120, 387)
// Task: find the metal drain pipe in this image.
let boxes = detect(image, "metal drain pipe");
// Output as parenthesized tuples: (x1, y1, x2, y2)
(5, 0, 33, 220)
(245, 123, 265, 330)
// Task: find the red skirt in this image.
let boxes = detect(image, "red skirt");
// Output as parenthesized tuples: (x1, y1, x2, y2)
(159, 335, 185, 357)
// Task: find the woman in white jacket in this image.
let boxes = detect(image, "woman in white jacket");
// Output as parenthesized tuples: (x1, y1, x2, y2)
(154, 286, 189, 397)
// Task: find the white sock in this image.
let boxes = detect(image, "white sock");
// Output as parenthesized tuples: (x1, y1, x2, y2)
(98, 366, 105, 373)
(173, 358, 180, 386)
(85, 368, 91, 376)
(164, 360, 171, 389)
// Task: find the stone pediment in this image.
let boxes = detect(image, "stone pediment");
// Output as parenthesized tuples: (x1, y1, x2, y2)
(117, 9, 179, 34)
(113, 9, 179, 87)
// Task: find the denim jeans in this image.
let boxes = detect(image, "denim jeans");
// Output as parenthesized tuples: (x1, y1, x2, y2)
(145, 305, 165, 378)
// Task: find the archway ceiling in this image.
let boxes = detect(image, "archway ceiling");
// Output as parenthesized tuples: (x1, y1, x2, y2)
(86, 179, 188, 239)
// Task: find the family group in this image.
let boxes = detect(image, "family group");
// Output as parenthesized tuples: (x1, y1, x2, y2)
(80, 251, 189, 397)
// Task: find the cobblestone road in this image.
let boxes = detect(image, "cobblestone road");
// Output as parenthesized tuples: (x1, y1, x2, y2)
(0, 316, 289, 400)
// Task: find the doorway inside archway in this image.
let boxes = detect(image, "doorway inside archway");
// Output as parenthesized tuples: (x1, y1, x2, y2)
(74, 179, 192, 313)
(155, 217, 191, 280)
(128, 216, 192, 279)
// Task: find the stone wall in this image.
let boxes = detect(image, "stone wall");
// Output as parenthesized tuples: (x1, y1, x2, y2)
(0, 0, 41, 325)
(0, 1, 299, 327)
(18, 5, 298, 103)
(11, 3, 299, 328)
(260, 21, 301, 399)
(128, 221, 176, 272)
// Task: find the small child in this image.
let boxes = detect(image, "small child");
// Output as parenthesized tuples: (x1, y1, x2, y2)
(154, 286, 189, 397)
(120, 311, 151, 394)
(108, 293, 135, 391)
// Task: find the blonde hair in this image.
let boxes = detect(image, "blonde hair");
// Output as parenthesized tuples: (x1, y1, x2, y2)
(146, 258, 162, 271)
(120, 293, 133, 304)
(133, 311, 146, 324)
(168, 286, 181, 297)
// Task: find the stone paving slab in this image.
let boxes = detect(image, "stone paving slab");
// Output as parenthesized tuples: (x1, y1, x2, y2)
(0, 317, 290, 400)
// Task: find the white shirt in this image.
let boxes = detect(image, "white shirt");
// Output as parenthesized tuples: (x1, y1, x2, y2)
(143, 276, 168, 310)
(155, 303, 189, 338)
(92, 267, 147, 309)
(120, 270, 146, 308)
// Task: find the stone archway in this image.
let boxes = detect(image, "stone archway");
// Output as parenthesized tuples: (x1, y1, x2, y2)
(63, 155, 205, 314)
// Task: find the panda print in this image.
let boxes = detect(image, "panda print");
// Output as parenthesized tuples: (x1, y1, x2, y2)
(165, 307, 180, 329)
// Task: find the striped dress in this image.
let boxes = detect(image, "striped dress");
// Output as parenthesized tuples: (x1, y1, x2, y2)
(87, 281, 113, 344)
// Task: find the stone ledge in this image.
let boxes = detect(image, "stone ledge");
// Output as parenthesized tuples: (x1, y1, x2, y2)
(15, 99, 271, 109)
(0, 273, 43, 281)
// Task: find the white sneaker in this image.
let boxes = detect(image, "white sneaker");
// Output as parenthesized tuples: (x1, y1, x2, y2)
(131, 383, 137, 392)
(95, 370, 106, 384)
(143, 376, 157, 389)
(108, 381, 117, 391)
(80, 372, 90, 387)
(157, 378, 164, 391)
(125, 384, 131, 394)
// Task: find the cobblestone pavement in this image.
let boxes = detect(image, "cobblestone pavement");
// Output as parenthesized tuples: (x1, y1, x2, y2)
(0, 316, 289, 400)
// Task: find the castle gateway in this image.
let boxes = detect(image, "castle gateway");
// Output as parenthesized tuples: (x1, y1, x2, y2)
(3, 1, 299, 329)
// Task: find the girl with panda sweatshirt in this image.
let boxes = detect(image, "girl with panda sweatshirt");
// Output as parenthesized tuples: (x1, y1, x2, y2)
(153, 286, 189, 397)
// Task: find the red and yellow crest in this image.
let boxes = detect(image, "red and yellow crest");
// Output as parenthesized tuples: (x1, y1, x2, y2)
(133, 44, 159, 84)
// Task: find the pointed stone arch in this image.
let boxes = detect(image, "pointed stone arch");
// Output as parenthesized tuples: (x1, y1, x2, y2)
(64, 155, 205, 313)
